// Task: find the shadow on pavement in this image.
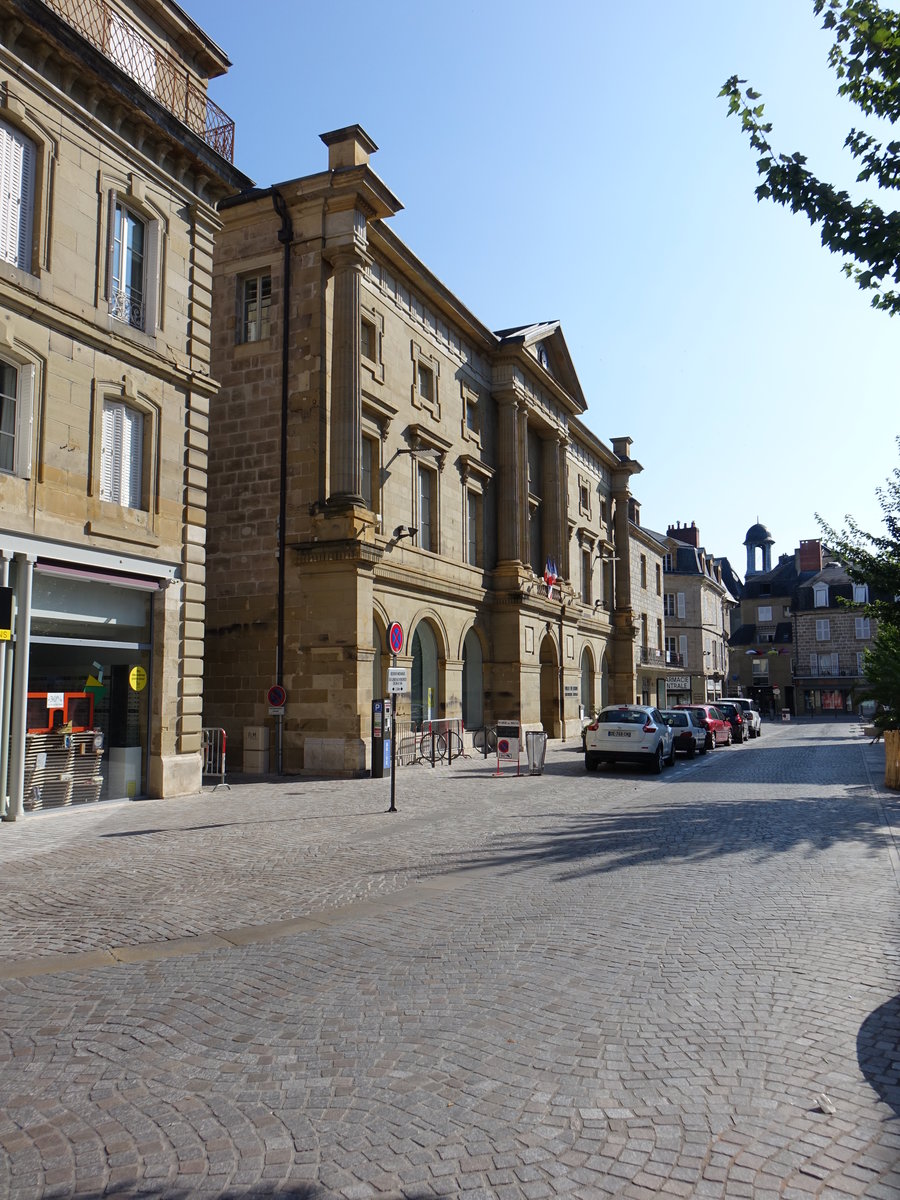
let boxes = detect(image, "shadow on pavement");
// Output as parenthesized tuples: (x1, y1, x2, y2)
(858, 994, 900, 1118)
(90, 1181, 434, 1199)
(435, 792, 894, 880)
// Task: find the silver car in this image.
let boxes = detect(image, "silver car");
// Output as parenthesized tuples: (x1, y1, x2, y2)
(584, 704, 675, 773)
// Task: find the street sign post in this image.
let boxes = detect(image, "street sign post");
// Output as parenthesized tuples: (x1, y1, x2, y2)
(387, 667, 408, 693)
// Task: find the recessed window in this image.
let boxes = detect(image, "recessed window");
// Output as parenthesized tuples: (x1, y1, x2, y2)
(241, 273, 272, 343)
(111, 202, 146, 329)
(758, 605, 772, 622)
(640, 555, 647, 589)
(0, 118, 35, 273)
(752, 659, 769, 681)
(100, 400, 144, 509)
(418, 464, 437, 552)
(813, 583, 829, 608)
(361, 316, 376, 362)
(855, 616, 871, 639)
(0, 355, 34, 478)
(663, 593, 676, 617)
(581, 547, 591, 604)
(655, 563, 661, 595)
(853, 583, 869, 604)
(466, 489, 483, 567)
(418, 362, 434, 403)
(361, 434, 377, 512)
(815, 618, 830, 642)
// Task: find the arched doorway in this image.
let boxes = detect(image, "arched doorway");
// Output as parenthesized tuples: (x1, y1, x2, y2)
(411, 621, 440, 728)
(372, 617, 384, 700)
(539, 633, 559, 736)
(462, 628, 483, 732)
(580, 647, 595, 717)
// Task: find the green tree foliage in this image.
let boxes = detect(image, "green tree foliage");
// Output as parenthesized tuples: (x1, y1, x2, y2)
(818, 440, 900, 726)
(721, 0, 900, 315)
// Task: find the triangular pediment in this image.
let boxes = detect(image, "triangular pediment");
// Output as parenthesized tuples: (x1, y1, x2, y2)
(494, 321, 587, 413)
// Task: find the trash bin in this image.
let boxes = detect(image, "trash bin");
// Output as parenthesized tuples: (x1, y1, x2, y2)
(526, 730, 548, 775)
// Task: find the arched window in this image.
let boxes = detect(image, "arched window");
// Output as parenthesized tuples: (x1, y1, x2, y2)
(411, 623, 439, 727)
(580, 648, 594, 715)
(462, 629, 483, 730)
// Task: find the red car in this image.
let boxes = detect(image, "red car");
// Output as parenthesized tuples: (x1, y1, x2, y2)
(673, 704, 732, 749)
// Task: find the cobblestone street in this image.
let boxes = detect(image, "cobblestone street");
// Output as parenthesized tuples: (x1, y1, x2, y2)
(0, 718, 897, 1199)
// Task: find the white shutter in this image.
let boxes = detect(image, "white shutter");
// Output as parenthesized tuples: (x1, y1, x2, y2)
(123, 405, 143, 508)
(143, 218, 159, 333)
(677, 592, 685, 618)
(810, 652, 818, 674)
(17, 363, 34, 478)
(0, 120, 35, 271)
(106, 191, 118, 300)
(679, 634, 688, 668)
(100, 402, 117, 500)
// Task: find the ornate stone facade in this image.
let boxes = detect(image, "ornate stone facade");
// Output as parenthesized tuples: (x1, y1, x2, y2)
(204, 127, 651, 775)
(0, 0, 247, 816)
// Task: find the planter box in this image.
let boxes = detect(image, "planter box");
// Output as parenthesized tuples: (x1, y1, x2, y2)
(886, 729, 900, 790)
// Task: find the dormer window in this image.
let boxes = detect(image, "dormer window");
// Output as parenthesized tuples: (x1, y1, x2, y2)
(813, 583, 829, 608)
(852, 583, 869, 604)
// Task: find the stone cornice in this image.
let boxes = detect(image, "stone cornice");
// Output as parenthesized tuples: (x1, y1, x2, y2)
(292, 539, 384, 567)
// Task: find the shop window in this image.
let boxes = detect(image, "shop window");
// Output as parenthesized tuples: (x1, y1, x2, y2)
(0, 117, 35, 272)
(0, 354, 35, 478)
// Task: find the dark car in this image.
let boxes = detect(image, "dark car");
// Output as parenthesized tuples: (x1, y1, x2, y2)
(716, 702, 746, 744)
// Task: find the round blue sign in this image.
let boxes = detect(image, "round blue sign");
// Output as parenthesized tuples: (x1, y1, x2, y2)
(267, 684, 286, 707)
(388, 622, 404, 654)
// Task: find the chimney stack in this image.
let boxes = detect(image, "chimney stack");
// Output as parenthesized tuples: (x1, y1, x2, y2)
(798, 539, 823, 572)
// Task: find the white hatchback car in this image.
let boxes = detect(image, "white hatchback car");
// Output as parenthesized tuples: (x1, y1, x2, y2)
(584, 704, 675, 774)
(719, 697, 762, 738)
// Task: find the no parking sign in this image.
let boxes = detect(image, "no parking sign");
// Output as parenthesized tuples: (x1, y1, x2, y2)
(388, 622, 403, 655)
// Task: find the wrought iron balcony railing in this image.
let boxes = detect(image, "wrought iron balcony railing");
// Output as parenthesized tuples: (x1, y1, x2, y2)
(43, 0, 235, 163)
(109, 289, 143, 329)
(636, 647, 686, 669)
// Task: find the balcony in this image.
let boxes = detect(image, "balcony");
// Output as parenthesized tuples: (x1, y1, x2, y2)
(636, 647, 684, 669)
(794, 668, 862, 680)
(43, 0, 235, 162)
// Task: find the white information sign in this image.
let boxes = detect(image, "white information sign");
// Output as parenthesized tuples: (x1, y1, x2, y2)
(387, 668, 408, 694)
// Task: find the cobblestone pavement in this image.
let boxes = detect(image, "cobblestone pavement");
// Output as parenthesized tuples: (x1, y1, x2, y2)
(0, 718, 898, 1199)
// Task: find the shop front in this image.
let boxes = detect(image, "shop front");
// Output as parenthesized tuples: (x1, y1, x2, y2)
(2, 541, 175, 817)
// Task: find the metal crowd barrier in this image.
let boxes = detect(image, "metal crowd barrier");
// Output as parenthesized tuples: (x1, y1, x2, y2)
(201, 727, 230, 789)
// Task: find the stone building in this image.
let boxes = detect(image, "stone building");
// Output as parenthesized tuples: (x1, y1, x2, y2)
(728, 529, 824, 715)
(651, 522, 736, 705)
(626, 501, 675, 709)
(792, 557, 876, 716)
(204, 126, 651, 776)
(0, 0, 247, 817)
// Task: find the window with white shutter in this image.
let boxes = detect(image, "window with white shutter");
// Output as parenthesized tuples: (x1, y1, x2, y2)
(100, 400, 144, 508)
(676, 592, 685, 618)
(0, 354, 35, 477)
(679, 634, 688, 668)
(0, 119, 35, 272)
(855, 616, 871, 639)
(816, 618, 831, 641)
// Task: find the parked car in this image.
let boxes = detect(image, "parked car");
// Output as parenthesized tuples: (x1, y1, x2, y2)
(716, 701, 747, 744)
(719, 696, 762, 738)
(584, 704, 675, 773)
(661, 709, 708, 757)
(673, 704, 732, 748)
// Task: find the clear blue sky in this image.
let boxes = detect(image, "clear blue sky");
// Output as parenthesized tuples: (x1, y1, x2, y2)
(189, 0, 897, 581)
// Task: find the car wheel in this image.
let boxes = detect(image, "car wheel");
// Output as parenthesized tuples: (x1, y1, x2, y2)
(725, 730, 733, 746)
(650, 745, 664, 774)
(585, 753, 599, 772)
(666, 743, 676, 766)
(698, 742, 707, 755)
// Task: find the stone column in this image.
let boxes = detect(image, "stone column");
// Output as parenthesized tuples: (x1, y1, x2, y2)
(496, 394, 523, 563)
(329, 246, 366, 505)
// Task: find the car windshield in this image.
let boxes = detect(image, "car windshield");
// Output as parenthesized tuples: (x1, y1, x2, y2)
(598, 709, 646, 725)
